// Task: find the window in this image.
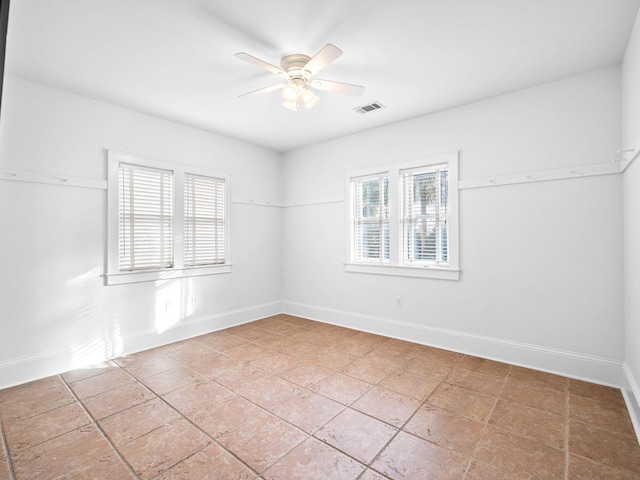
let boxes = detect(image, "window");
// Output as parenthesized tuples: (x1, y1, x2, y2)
(118, 163, 173, 271)
(400, 165, 449, 266)
(346, 152, 459, 280)
(184, 174, 226, 267)
(353, 175, 389, 263)
(106, 151, 231, 285)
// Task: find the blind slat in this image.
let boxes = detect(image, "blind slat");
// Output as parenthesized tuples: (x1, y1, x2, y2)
(353, 176, 389, 262)
(400, 166, 449, 265)
(118, 163, 173, 271)
(184, 174, 226, 267)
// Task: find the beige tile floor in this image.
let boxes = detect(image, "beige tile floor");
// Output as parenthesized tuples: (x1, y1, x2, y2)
(0, 314, 639, 479)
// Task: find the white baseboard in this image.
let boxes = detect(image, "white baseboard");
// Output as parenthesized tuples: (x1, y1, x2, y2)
(283, 301, 624, 388)
(1, 299, 627, 397)
(0, 301, 283, 390)
(622, 364, 640, 443)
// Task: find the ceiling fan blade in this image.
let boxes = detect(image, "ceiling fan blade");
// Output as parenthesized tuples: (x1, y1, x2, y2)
(303, 44, 343, 76)
(309, 79, 365, 96)
(238, 82, 286, 98)
(234, 52, 288, 78)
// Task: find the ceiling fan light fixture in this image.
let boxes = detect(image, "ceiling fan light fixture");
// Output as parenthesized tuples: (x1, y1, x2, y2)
(302, 88, 319, 109)
(281, 99, 299, 111)
(281, 87, 319, 111)
(281, 84, 298, 102)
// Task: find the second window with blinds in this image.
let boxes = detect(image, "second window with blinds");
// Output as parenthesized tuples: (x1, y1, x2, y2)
(184, 174, 226, 267)
(106, 151, 231, 285)
(345, 152, 460, 280)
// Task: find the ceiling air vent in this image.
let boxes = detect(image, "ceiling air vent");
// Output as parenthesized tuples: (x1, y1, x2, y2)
(353, 102, 385, 114)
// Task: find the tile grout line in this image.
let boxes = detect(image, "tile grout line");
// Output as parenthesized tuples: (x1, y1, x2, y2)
(137, 327, 360, 477)
(258, 432, 313, 478)
(265, 344, 388, 475)
(245, 341, 397, 478)
(153, 332, 348, 478)
(121, 360, 265, 479)
(221, 372, 348, 477)
(0, 413, 16, 480)
(228, 343, 378, 476)
(0, 386, 102, 465)
(359, 349, 508, 478)
(460, 363, 511, 478)
(235, 354, 360, 476)
(118, 362, 266, 479)
(297, 357, 387, 477)
(59, 373, 141, 480)
(172, 395, 266, 478)
(360, 353, 464, 479)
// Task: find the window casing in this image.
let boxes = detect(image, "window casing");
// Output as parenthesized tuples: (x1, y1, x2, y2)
(346, 152, 459, 280)
(106, 151, 231, 285)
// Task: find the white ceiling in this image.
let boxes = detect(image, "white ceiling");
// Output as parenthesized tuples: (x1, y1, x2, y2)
(5, 0, 640, 152)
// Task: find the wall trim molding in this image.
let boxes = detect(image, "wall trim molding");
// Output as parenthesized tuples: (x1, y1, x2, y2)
(0, 167, 107, 190)
(0, 301, 282, 390)
(622, 363, 640, 443)
(3, 159, 625, 200)
(459, 161, 621, 190)
(280, 195, 344, 207)
(620, 143, 639, 172)
(232, 195, 344, 208)
(282, 300, 623, 387)
(232, 197, 284, 207)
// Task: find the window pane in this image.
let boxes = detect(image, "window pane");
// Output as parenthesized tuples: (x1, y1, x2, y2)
(362, 223, 381, 259)
(184, 174, 226, 266)
(401, 165, 448, 265)
(118, 164, 173, 271)
(353, 176, 389, 263)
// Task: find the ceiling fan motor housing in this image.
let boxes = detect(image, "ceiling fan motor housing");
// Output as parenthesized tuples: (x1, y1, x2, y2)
(281, 54, 312, 82)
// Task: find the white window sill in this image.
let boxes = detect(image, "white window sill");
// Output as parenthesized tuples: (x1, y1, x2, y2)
(344, 262, 460, 281)
(105, 264, 232, 285)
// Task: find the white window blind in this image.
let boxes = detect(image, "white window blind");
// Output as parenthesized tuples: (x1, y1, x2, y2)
(184, 174, 226, 266)
(400, 164, 449, 266)
(118, 163, 173, 271)
(353, 175, 390, 263)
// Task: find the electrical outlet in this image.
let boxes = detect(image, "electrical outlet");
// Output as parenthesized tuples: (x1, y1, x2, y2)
(190, 296, 197, 307)
(396, 296, 403, 307)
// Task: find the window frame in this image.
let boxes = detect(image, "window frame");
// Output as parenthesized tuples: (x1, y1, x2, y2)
(106, 150, 231, 285)
(345, 152, 460, 281)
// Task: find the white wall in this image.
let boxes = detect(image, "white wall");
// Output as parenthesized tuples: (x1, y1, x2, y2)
(0, 65, 630, 393)
(282, 67, 624, 385)
(622, 6, 640, 440)
(0, 77, 283, 388)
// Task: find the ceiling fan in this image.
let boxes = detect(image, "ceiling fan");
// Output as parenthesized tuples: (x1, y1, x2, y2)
(234, 43, 364, 111)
